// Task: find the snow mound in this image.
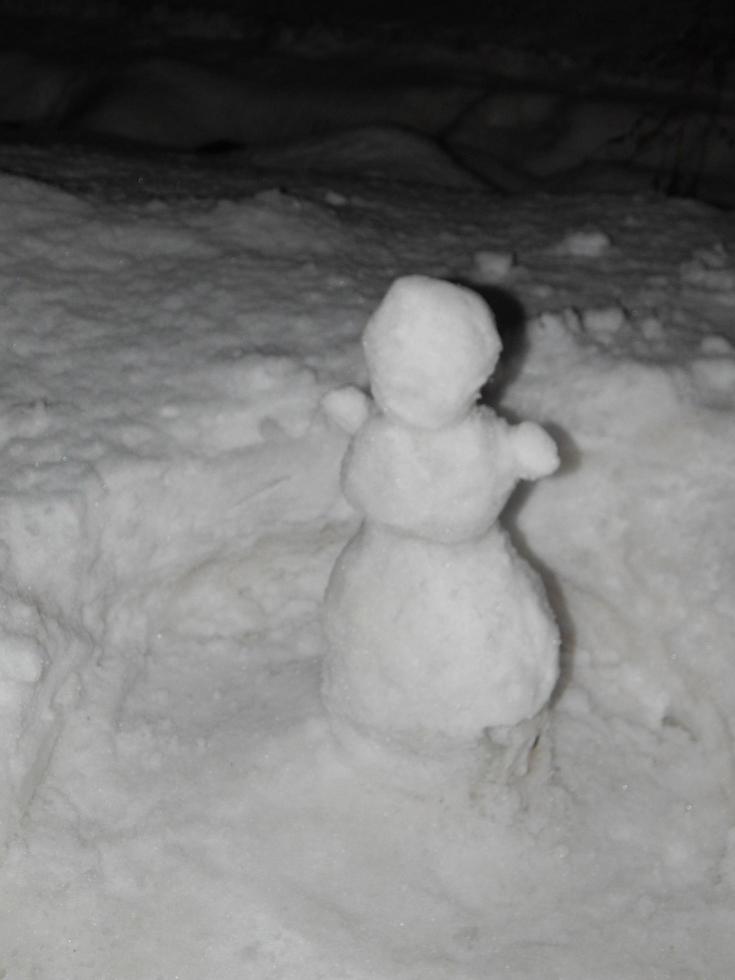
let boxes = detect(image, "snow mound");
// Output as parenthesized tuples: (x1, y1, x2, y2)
(1, 166, 734, 977)
(248, 125, 483, 188)
(0, 173, 347, 847)
(1, 45, 734, 205)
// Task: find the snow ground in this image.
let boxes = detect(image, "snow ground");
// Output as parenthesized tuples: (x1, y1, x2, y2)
(0, 23, 734, 980)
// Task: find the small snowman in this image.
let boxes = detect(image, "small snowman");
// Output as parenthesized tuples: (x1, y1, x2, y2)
(322, 276, 560, 771)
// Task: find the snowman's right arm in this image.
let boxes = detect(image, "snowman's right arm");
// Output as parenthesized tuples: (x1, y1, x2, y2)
(510, 421, 559, 480)
(321, 386, 372, 435)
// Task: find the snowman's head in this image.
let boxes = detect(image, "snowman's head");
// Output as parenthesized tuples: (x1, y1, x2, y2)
(363, 276, 501, 429)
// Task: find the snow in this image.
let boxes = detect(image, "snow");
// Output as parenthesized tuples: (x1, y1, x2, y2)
(470, 248, 516, 282)
(361, 276, 501, 428)
(553, 228, 613, 258)
(323, 521, 560, 745)
(0, 25, 734, 980)
(321, 278, 559, 753)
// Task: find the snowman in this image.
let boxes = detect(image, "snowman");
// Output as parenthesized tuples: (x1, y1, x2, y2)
(322, 276, 560, 769)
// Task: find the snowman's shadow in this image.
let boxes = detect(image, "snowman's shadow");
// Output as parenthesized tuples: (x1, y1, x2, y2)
(452, 278, 578, 704)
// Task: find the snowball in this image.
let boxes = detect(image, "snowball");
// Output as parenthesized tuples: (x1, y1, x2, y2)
(470, 249, 515, 282)
(555, 228, 612, 257)
(362, 276, 501, 429)
(321, 385, 371, 435)
(510, 421, 560, 480)
(324, 190, 347, 206)
(322, 525, 559, 748)
(581, 304, 627, 337)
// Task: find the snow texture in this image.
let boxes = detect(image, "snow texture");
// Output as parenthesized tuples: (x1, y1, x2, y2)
(321, 276, 560, 756)
(0, 31, 734, 980)
(361, 276, 501, 429)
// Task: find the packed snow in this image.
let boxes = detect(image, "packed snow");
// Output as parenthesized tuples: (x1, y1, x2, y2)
(0, 19, 735, 980)
(321, 277, 559, 758)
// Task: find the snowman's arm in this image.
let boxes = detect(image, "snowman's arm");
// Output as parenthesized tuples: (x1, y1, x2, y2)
(321, 385, 372, 435)
(510, 421, 559, 480)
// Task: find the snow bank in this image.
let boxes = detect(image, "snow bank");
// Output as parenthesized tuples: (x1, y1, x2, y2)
(0, 175, 349, 848)
(1, 166, 734, 977)
(515, 309, 735, 737)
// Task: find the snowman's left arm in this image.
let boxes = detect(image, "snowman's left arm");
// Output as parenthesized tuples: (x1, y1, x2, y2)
(510, 421, 559, 480)
(321, 385, 372, 435)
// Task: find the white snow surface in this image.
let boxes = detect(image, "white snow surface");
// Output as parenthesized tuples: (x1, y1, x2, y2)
(0, 136, 734, 978)
(361, 275, 501, 428)
(322, 277, 559, 749)
(3, 43, 735, 205)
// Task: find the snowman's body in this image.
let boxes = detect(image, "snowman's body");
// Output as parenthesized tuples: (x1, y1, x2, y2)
(322, 276, 560, 756)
